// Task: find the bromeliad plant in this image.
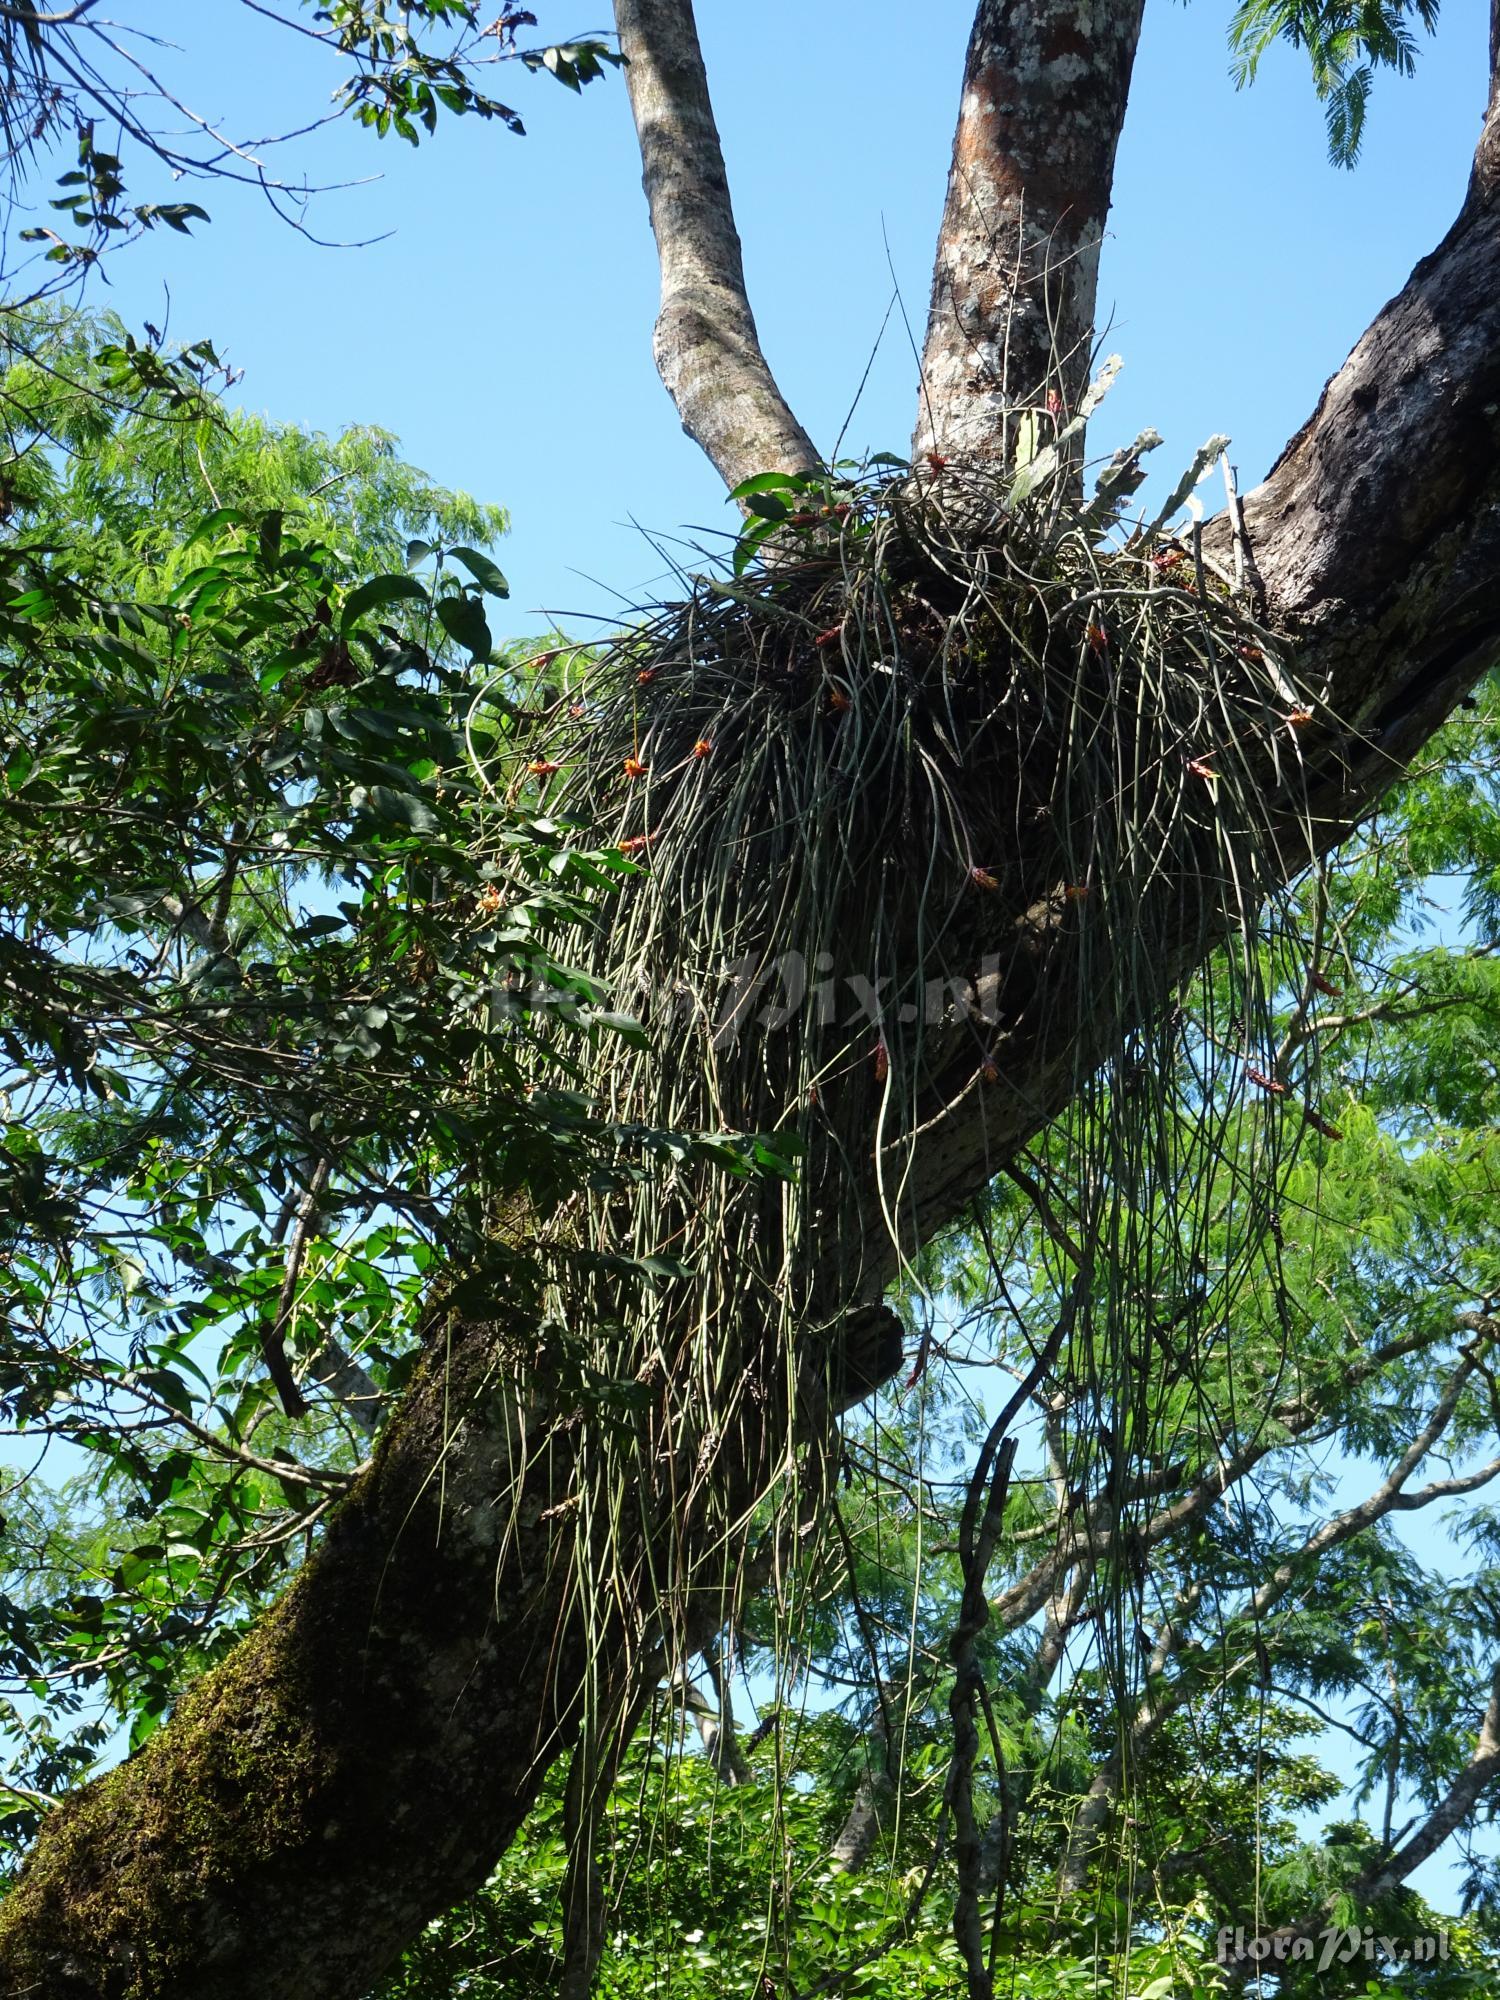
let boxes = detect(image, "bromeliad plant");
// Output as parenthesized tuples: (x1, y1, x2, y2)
(462, 390, 1335, 1920)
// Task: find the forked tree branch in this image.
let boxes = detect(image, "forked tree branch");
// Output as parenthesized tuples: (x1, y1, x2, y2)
(913, 0, 1146, 463)
(882, 67, 1500, 1267)
(613, 0, 819, 492)
(1057, 1353, 1500, 1901)
(1222, 1660, 1500, 1987)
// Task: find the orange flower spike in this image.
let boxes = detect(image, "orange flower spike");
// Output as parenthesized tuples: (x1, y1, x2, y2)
(1064, 883, 1090, 902)
(1086, 622, 1110, 656)
(970, 865, 1000, 891)
(981, 1060, 1000, 1085)
(828, 686, 852, 714)
(1236, 642, 1265, 665)
(1246, 1065, 1287, 1096)
(1187, 758, 1217, 781)
(1305, 1109, 1344, 1142)
(1309, 971, 1341, 998)
(568, 702, 588, 721)
(926, 451, 949, 474)
(1151, 546, 1185, 571)
(874, 1038, 889, 1084)
(528, 759, 561, 777)
(691, 738, 714, 760)
(618, 832, 656, 856)
(1285, 707, 1314, 728)
(788, 511, 819, 528)
(623, 756, 648, 779)
(636, 668, 658, 686)
(814, 625, 844, 649)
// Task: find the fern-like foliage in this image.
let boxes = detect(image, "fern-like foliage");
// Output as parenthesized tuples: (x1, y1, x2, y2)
(1226, 0, 1442, 166)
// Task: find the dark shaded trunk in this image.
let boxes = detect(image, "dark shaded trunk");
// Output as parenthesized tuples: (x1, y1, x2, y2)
(0, 1320, 604, 1999)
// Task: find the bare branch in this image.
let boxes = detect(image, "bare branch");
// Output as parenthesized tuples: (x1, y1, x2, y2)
(1358, 1660, 1500, 1899)
(913, 0, 1146, 463)
(0, 3, 98, 23)
(1056, 1354, 1498, 1901)
(1222, 1661, 1500, 1985)
(613, 0, 818, 491)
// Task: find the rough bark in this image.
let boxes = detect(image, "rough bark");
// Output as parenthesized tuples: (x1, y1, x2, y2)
(913, 0, 1146, 462)
(613, 0, 820, 491)
(5, 10, 1500, 2000)
(884, 103, 1500, 1256)
(0, 1317, 593, 2000)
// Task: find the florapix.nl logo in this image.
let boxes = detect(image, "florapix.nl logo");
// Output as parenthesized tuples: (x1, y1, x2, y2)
(1216, 1923, 1451, 1975)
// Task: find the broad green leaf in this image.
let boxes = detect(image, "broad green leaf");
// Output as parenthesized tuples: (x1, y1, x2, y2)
(447, 546, 509, 599)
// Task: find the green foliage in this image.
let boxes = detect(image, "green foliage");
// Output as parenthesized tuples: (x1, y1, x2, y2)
(385, 1722, 968, 2000)
(1225, 0, 1442, 165)
(0, 3, 619, 303)
(0, 312, 730, 1838)
(324, 2, 622, 144)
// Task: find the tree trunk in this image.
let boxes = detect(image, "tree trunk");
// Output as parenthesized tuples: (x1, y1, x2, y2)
(614, 0, 820, 491)
(913, 0, 1146, 463)
(0, 1318, 600, 2000)
(3, 7, 1500, 1997)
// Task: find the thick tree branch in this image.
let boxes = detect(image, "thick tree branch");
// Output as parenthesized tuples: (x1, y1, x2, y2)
(913, 0, 1146, 462)
(613, 0, 819, 491)
(885, 82, 1500, 1262)
(674, 1640, 749, 1784)
(829, 1703, 897, 1874)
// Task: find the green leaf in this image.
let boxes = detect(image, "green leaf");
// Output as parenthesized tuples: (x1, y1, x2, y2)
(340, 573, 430, 634)
(435, 591, 492, 663)
(257, 511, 284, 570)
(732, 516, 778, 578)
(447, 546, 509, 599)
(727, 471, 809, 502)
(367, 785, 438, 831)
(184, 506, 252, 550)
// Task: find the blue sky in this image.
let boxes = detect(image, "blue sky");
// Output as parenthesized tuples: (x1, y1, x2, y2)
(78, 1, 1491, 635)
